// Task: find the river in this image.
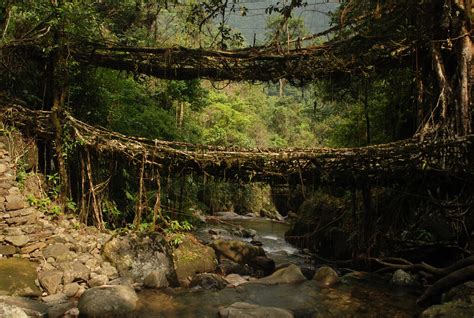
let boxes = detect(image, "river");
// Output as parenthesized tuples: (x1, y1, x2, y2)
(136, 216, 422, 317)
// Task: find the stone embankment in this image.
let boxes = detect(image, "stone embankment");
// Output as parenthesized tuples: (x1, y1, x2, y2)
(0, 139, 126, 316)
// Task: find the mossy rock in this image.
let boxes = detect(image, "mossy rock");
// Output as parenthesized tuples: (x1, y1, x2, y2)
(0, 258, 41, 296)
(173, 235, 217, 286)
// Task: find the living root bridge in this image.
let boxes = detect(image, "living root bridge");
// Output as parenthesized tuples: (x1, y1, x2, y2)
(2, 104, 474, 185)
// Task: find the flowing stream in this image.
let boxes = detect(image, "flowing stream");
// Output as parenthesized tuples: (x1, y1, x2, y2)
(136, 216, 423, 317)
(196, 216, 305, 267)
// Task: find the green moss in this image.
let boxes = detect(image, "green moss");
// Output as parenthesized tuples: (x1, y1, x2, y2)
(0, 258, 41, 296)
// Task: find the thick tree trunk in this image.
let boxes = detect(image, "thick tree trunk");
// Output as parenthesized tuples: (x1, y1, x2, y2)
(418, 0, 472, 136)
(0, 1, 12, 41)
(455, 0, 472, 135)
(431, 43, 452, 132)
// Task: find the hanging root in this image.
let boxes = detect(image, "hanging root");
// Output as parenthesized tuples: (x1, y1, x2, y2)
(375, 256, 474, 306)
(417, 264, 474, 306)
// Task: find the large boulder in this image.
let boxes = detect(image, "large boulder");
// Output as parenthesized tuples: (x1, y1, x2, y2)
(421, 301, 474, 318)
(313, 266, 339, 287)
(442, 280, 474, 303)
(38, 270, 63, 294)
(78, 285, 138, 317)
(0, 258, 41, 296)
(248, 256, 275, 277)
(103, 233, 177, 286)
(211, 239, 265, 264)
(173, 235, 217, 286)
(0, 303, 28, 318)
(42, 243, 71, 262)
(247, 264, 306, 285)
(390, 269, 417, 287)
(143, 270, 169, 289)
(0, 296, 48, 317)
(219, 302, 294, 318)
(59, 261, 90, 284)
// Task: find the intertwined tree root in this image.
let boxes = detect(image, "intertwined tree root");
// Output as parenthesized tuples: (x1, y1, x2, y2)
(376, 256, 474, 306)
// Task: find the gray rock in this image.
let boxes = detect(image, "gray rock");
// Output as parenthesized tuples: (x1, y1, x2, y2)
(260, 208, 285, 221)
(231, 226, 256, 238)
(5, 235, 29, 247)
(0, 296, 49, 317)
(242, 228, 257, 238)
(47, 301, 77, 318)
(103, 233, 177, 285)
(63, 282, 80, 298)
(3, 227, 23, 236)
(0, 245, 16, 255)
(173, 234, 217, 286)
(144, 270, 169, 289)
(225, 274, 248, 287)
(442, 280, 474, 303)
(64, 307, 80, 317)
(247, 264, 306, 285)
(189, 273, 228, 290)
(391, 269, 417, 286)
(249, 256, 275, 276)
(209, 228, 231, 237)
(217, 259, 253, 276)
(75, 286, 86, 298)
(421, 301, 474, 318)
(38, 270, 63, 294)
(87, 273, 109, 287)
(77, 253, 92, 264)
(43, 243, 70, 261)
(219, 302, 294, 318)
(313, 266, 339, 287)
(0, 163, 7, 174)
(42, 293, 68, 304)
(0, 302, 28, 318)
(100, 262, 119, 280)
(0, 258, 41, 296)
(20, 242, 47, 254)
(211, 239, 265, 264)
(5, 194, 26, 211)
(78, 285, 138, 317)
(60, 261, 90, 284)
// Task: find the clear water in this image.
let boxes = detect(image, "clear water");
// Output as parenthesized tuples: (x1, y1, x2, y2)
(196, 216, 309, 267)
(136, 277, 422, 317)
(136, 216, 423, 317)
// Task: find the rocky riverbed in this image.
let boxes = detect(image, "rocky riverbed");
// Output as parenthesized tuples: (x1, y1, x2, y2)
(1, 137, 474, 317)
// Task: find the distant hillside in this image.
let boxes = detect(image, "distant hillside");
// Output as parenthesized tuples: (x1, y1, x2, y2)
(226, 0, 339, 45)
